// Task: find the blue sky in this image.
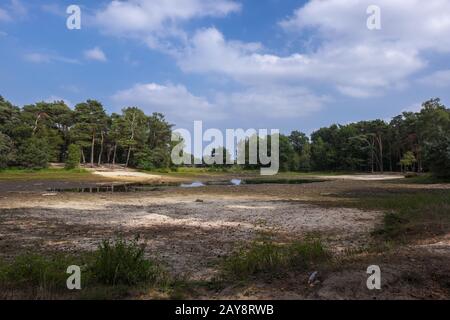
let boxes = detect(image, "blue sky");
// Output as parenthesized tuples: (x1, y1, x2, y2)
(1, 0, 450, 135)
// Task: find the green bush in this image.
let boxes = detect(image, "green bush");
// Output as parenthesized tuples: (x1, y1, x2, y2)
(0, 254, 78, 291)
(90, 238, 165, 286)
(65, 144, 81, 169)
(17, 137, 50, 169)
(222, 235, 330, 280)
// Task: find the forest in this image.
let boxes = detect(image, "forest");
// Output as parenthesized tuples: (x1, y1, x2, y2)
(0, 95, 449, 177)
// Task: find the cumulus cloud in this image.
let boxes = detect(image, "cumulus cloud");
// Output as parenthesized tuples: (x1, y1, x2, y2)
(280, 0, 450, 52)
(177, 27, 423, 98)
(84, 47, 108, 62)
(96, 0, 450, 124)
(112, 83, 225, 125)
(216, 86, 328, 119)
(112, 82, 326, 127)
(277, 0, 450, 96)
(95, 0, 240, 36)
(171, 1, 450, 98)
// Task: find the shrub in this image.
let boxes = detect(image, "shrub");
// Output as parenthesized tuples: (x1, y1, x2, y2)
(90, 238, 165, 286)
(0, 254, 77, 292)
(222, 235, 330, 280)
(65, 144, 81, 169)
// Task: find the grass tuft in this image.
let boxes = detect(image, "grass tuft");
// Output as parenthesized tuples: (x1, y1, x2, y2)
(90, 238, 167, 286)
(221, 234, 331, 280)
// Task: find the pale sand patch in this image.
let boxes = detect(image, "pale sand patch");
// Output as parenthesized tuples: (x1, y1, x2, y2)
(92, 170, 162, 182)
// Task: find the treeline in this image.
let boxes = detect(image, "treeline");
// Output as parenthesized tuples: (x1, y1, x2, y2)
(0, 96, 173, 170)
(1, 95, 449, 177)
(275, 98, 449, 177)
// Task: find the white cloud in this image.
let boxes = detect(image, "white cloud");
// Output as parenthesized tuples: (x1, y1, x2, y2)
(280, 0, 450, 53)
(23, 52, 79, 64)
(84, 47, 107, 62)
(418, 70, 450, 88)
(171, 1, 450, 98)
(216, 86, 327, 119)
(112, 82, 326, 127)
(177, 27, 423, 98)
(95, 0, 240, 37)
(112, 83, 225, 124)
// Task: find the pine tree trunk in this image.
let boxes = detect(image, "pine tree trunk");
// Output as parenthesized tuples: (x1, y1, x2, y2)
(98, 131, 104, 166)
(126, 147, 132, 168)
(107, 146, 112, 164)
(90, 132, 95, 167)
(377, 135, 384, 173)
(371, 139, 375, 173)
(112, 144, 117, 167)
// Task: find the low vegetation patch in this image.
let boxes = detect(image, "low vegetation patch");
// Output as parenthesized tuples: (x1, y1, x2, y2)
(0, 254, 82, 295)
(90, 238, 168, 286)
(0, 238, 169, 299)
(0, 168, 93, 181)
(221, 234, 331, 281)
(388, 173, 450, 184)
(324, 189, 450, 244)
(368, 191, 450, 242)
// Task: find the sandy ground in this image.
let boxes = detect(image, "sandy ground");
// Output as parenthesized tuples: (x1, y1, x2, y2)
(0, 182, 382, 280)
(0, 174, 449, 299)
(91, 170, 164, 182)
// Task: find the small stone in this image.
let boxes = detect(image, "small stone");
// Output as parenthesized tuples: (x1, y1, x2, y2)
(195, 199, 204, 203)
(308, 271, 319, 284)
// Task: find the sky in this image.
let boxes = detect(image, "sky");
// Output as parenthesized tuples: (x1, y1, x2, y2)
(1, 0, 450, 135)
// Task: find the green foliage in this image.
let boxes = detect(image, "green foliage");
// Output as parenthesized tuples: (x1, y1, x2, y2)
(0, 238, 169, 298)
(400, 151, 416, 172)
(0, 254, 78, 291)
(418, 99, 450, 177)
(369, 191, 450, 241)
(337, 189, 450, 243)
(0, 168, 93, 181)
(0, 133, 15, 168)
(65, 144, 81, 169)
(0, 93, 448, 176)
(90, 238, 165, 286)
(222, 234, 330, 280)
(17, 137, 50, 169)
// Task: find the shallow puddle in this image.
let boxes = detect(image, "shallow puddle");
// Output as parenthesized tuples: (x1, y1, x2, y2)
(47, 178, 322, 193)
